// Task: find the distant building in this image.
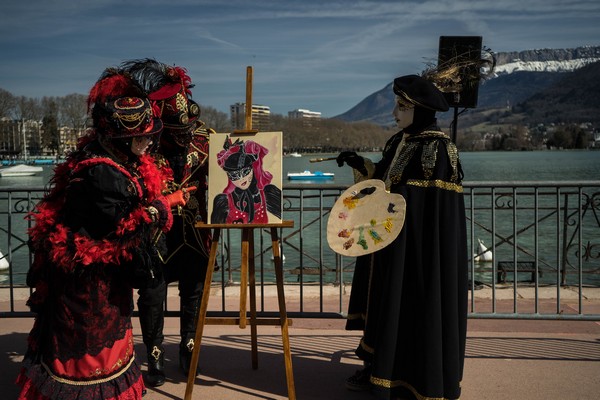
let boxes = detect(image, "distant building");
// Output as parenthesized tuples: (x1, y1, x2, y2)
(593, 130, 600, 148)
(0, 118, 85, 158)
(59, 126, 82, 154)
(0, 119, 42, 158)
(230, 102, 271, 131)
(288, 108, 321, 120)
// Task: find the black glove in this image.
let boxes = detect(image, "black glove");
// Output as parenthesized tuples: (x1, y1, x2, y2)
(336, 151, 368, 175)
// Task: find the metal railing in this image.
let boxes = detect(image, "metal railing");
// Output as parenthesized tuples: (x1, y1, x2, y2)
(2, 181, 600, 320)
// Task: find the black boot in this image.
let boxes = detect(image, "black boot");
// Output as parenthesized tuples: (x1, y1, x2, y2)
(137, 281, 167, 387)
(179, 337, 197, 376)
(179, 294, 202, 376)
(146, 345, 166, 387)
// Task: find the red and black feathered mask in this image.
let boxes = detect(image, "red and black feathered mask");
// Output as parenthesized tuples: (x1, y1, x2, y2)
(120, 59, 200, 145)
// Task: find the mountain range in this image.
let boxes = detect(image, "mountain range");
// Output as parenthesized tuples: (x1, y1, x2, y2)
(334, 45, 600, 128)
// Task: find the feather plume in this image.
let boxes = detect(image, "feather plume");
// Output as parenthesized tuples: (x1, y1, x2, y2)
(422, 46, 496, 94)
(87, 69, 138, 112)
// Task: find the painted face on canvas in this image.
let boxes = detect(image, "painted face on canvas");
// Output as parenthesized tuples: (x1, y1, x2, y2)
(392, 97, 415, 129)
(227, 166, 254, 190)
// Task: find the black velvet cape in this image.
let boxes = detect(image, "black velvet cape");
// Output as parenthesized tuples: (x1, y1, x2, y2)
(346, 127, 468, 400)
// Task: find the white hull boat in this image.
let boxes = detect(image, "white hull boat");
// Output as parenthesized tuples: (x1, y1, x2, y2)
(287, 170, 334, 180)
(0, 164, 43, 177)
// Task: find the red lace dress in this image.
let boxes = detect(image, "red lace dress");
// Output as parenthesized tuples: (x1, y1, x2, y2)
(16, 146, 173, 400)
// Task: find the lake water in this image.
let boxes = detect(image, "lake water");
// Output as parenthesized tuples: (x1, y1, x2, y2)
(1, 150, 598, 189)
(1, 150, 599, 285)
(284, 150, 600, 184)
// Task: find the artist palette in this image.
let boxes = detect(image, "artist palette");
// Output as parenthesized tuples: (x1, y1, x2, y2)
(327, 179, 406, 257)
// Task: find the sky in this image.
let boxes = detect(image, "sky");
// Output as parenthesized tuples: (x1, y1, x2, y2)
(1, 0, 599, 118)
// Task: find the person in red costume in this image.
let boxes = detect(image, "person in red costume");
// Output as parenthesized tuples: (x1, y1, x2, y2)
(120, 58, 211, 386)
(15, 69, 189, 400)
(210, 136, 281, 224)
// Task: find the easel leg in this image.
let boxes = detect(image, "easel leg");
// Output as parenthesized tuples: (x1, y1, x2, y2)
(239, 228, 249, 329)
(184, 228, 221, 400)
(248, 230, 258, 369)
(271, 227, 296, 400)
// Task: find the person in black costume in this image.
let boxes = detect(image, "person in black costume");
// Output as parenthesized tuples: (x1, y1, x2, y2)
(337, 74, 468, 400)
(121, 59, 213, 387)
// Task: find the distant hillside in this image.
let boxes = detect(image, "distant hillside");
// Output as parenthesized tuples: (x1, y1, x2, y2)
(333, 83, 394, 126)
(334, 45, 600, 128)
(514, 60, 600, 124)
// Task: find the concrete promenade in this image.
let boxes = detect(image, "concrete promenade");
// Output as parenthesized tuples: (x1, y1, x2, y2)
(2, 284, 600, 399)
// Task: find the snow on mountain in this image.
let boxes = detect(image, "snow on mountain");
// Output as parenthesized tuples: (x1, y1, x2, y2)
(495, 58, 600, 75)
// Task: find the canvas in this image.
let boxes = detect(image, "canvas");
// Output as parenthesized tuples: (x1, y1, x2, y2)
(208, 132, 283, 224)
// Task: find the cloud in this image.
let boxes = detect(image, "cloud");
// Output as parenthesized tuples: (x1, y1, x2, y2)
(1, 0, 599, 117)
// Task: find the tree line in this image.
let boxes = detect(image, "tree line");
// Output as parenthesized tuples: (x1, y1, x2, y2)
(4, 87, 590, 155)
(0, 88, 396, 155)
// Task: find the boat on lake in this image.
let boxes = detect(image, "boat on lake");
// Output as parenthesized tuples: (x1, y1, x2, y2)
(286, 152, 302, 157)
(0, 164, 44, 177)
(287, 170, 334, 180)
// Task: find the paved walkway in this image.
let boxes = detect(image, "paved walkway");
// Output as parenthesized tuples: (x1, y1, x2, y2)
(2, 286, 600, 399)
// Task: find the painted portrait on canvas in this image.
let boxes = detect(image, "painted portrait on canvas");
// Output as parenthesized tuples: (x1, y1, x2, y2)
(208, 132, 283, 224)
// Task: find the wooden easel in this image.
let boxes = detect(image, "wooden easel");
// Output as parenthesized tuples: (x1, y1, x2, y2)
(233, 65, 259, 135)
(183, 67, 296, 400)
(184, 222, 296, 400)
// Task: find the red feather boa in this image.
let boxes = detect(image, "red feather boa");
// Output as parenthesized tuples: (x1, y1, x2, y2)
(28, 153, 172, 273)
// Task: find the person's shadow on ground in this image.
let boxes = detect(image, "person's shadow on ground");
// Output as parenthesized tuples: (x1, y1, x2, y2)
(0, 332, 28, 399)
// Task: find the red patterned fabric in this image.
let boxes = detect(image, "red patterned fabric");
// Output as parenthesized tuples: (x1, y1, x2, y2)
(17, 140, 174, 400)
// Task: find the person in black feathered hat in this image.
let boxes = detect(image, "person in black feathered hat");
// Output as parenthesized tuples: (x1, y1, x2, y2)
(392, 74, 449, 132)
(15, 68, 188, 400)
(337, 73, 468, 400)
(336, 74, 450, 177)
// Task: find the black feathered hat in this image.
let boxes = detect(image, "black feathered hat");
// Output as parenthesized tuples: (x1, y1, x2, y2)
(120, 59, 200, 140)
(393, 74, 449, 112)
(88, 69, 162, 139)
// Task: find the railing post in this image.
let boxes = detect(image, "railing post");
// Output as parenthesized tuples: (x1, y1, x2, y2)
(561, 192, 569, 286)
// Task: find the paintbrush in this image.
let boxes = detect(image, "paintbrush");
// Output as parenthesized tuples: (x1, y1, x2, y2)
(309, 157, 337, 163)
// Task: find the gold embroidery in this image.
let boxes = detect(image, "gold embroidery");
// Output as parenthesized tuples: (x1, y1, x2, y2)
(175, 92, 188, 114)
(389, 141, 418, 184)
(407, 179, 463, 193)
(187, 151, 200, 167)
(370, 375, 457, 400)
(405, 130, 450, 141)
(446, 142, 460, 182)
(387, 129, 461, 187)
(421, 140, 439, 180)
(112, 100, 152, 131)
(346, 312, 365, 320)
(41, 355, 136, 386)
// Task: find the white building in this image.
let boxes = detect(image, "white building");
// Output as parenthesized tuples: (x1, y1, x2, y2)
(230, 102, 271, 131)
(288, 108, 321, 120)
